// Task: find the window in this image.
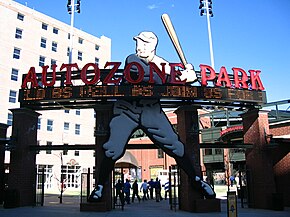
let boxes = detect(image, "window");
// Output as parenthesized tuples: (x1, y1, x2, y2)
(95, 57, 99, 65)
(7, 113, 13, 126)
(204, 149, 213, 155)
(9, 90, 17, 103)
(61, 165, 81, 188)
(95, 44, 100, 50)
(36, 141, 40, 154)
(64, 109, 69, 114)
(13, 48, 21, 59)
(47, 119, 53, 131)
(37, 118, 41, 130)
(75, 124, 80, 135)
(46, 141, 52, 154)
(76, 109, 80, 115)
(68, 33, 70, 39)
(39, 56, 45, 66)
(37, 165, 53, 189)
(42, 23, 48, 30)
(40, 38, 47, 48)
(17, 13, 24, 21)
(74, 150, 79, 156)
(53, 27, 59, 34)
(215, 148, 222, 155)
(64, 122, 69, 131)
(63, 143, 68, 155)
(78, 37, 83, 44)
(15, 28, 23, 39)
(52, 41, 57, 52)
(67, 47, 70, 56)
(157, 148, 164, 158)
(51, 59, 56, 69)
(78, 51, 82, 61)
(11, 68, 18, 81)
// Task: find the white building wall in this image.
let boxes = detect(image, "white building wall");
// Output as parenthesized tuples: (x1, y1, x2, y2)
(0, 0, 111, 192)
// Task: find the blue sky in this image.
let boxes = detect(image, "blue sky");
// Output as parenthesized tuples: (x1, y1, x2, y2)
(14, 0, 290, 105)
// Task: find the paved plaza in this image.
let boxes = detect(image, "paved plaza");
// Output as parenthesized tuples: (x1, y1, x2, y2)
(1, 193, 289, 217)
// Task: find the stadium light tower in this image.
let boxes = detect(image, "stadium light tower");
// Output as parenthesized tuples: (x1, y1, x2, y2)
(67, 0, 81, 64)
(199, 0, 215, 70)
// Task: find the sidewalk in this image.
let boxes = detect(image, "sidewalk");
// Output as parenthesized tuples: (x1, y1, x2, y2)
(1, 196, 289, 217)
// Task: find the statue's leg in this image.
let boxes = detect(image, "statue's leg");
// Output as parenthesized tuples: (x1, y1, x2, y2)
(141, 103, 216, 199)
(91, 101, 140, 200)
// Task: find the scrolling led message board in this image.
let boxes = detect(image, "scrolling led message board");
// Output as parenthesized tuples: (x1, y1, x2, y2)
(19, 62, 266, 110)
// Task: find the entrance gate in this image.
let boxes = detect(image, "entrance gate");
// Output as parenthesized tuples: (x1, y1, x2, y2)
(168, 165, 179, 211)
(112, 168, 124, 210)
(8, 60, 267, 211)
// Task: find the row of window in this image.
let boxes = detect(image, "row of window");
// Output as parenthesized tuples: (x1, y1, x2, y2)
(14, 14, 101, 69)
(16, 28, 87, 48)
(13, 46, 99, 66)
(7, 90, 83, 115)
(64, 109, 81, 115)
(18, 12, 59, 35)
(44, 142, 81, 157)
(40, 37, 58, 52)
(7, 114, 81, 135)
(41, 145, 162, 160)
(16, 12, 100, 52)
(38, 119, 81, 134)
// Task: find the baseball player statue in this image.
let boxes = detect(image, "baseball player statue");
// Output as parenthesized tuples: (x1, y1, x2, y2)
(89, 31, 216, 201)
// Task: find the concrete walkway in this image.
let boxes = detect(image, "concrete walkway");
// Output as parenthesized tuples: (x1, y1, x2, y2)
(1, 196, 289, 217)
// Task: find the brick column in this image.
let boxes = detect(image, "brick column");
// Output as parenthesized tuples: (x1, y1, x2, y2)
(0, 123, 9, 205)
(175, 106, 203, 211)
(8, 108, 40, 207)
(94, 104, 113, 211)
(241, 109, 276, 209)
(175, 106, 220, 212)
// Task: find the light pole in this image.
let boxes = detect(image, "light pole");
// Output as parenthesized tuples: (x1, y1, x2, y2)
(199, 0, 215, 70)
(67, 0, 81, 64)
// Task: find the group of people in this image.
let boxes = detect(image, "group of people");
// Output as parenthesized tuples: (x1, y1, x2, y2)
(140, 177, 164, 202)
(114, 177, 170, 206)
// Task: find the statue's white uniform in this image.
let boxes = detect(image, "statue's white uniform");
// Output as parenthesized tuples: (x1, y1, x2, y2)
(104, 99, 184, 160)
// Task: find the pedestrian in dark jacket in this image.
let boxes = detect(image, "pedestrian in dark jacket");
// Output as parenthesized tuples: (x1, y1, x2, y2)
(148, 178, 155, 199)
(131, 180, 141, 203)
(124, 179, 131, 204)
(115, 179, 124, 205)
(155, 178, 162, 202)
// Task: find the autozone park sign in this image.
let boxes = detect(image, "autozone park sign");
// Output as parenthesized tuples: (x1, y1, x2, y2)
(19, 62, 266, 109)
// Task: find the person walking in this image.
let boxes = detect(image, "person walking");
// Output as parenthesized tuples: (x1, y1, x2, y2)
(115, 179, 124, 205)
(148, 178, 155, 199)
(164, 180, 170, 200)
(155, 178, 162, 202)
(140, 179, 149, 201)
(230, 175, 235, 187)
(131, 180, 141, 203)
(124, 179, 131, 204)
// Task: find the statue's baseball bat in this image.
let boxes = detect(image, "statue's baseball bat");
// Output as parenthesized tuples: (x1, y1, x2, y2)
(161, 13, 187, 66)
